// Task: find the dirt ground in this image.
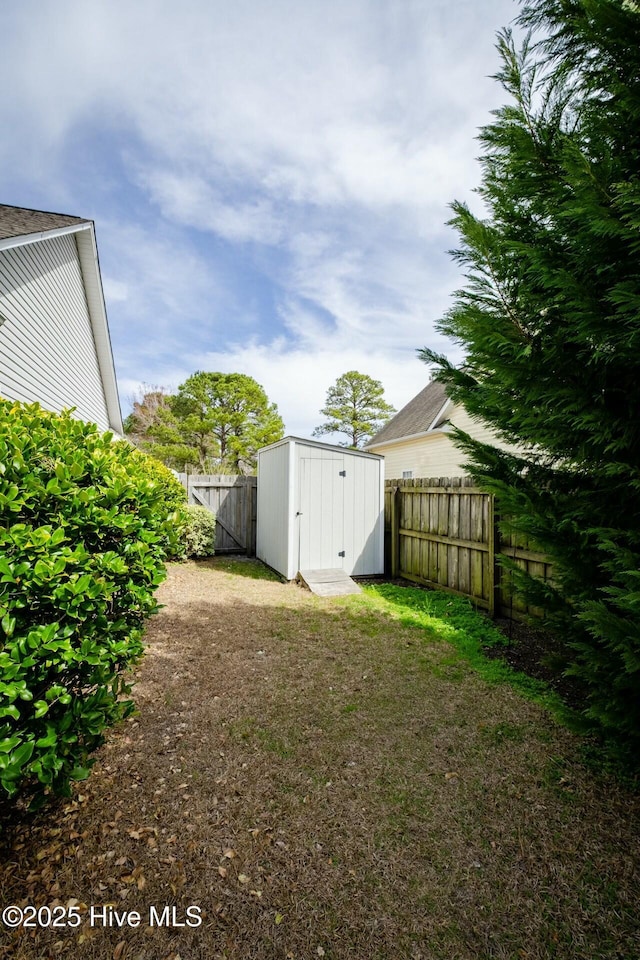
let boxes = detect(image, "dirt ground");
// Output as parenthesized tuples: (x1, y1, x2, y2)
(1, 558, 639, 960)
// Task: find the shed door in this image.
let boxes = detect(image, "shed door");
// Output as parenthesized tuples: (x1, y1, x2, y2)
(297, 456, 345, 572)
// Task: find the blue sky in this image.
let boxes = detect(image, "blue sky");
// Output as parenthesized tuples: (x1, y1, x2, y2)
(1, 0, 518, 438)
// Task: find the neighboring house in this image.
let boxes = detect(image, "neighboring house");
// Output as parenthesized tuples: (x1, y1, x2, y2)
(365, 379, 511, 479)
(0, 204, 122, 434)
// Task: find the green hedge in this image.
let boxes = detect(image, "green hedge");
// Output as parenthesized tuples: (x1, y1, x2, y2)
(124, 456, 217, 559)
(0, 401, 182, 811)
(128, 451, 189, 559)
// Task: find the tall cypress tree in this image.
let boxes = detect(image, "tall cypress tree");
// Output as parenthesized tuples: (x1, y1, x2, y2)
(421, 0, 640, 756)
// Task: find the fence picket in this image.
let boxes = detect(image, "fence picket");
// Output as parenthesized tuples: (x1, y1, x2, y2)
(177, 474, 257, 556)
(385, 478, 551, 621)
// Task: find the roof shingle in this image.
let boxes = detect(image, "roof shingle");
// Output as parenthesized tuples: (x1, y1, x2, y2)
(0, 204, 89, 242)
(367, 380, 450, 446)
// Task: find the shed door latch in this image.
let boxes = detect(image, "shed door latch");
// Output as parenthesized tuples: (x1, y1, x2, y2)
(338, 550, 345, 557)
(339, 470, 346, 477)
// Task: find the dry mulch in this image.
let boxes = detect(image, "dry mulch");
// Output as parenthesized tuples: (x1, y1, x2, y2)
(1, 558, 639, 960)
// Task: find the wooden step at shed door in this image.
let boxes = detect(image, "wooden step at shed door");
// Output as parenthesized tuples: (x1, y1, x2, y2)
(297, 568, 362, 597)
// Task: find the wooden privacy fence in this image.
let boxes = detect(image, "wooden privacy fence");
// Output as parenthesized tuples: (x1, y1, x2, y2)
(177, 475, 257, 556)
(385, 477, 552, 620)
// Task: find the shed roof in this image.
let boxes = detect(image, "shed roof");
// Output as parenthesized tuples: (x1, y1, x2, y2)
(366, 380, 450, 447)
(260, 435, 383, 459)
(0, 204, 89, 242)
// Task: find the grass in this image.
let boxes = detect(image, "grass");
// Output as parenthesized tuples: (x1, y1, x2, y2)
(1, 562, 639, 960)
(356, 583, 575, 721)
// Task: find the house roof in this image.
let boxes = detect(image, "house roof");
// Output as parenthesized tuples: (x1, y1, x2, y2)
(366, 380, 451, 448)
(0, 204, 89, 242)
(0, 203, 123, 435)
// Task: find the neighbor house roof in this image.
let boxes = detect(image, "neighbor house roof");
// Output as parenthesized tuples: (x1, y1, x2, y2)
(0, 205, 89, 242)
(366, 380, 451, 448)
(0, 204, 123, 434)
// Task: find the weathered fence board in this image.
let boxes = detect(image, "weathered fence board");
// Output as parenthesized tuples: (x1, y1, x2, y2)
(385, 477, 552, 620)
(177, 474, 257, 555)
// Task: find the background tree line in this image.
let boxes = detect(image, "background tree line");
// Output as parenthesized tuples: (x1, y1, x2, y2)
(126, 369, 397, 471)
(124, 372, 285, 474)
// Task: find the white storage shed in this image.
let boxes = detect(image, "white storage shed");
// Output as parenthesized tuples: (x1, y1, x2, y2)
(256, 436, 384, 581)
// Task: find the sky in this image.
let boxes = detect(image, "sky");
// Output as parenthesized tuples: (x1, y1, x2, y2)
(1, 0, 518, 439)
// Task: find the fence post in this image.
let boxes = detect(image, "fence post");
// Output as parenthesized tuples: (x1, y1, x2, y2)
(487, 494, 501, 618)
(245, 478, 256, 557)
(390, 485, 401, 578)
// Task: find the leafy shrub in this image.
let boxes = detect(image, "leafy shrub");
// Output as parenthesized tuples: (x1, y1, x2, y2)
(128, 451, 188, 559)
(181, 505, 216, 558)
(0, 401, 181, 811)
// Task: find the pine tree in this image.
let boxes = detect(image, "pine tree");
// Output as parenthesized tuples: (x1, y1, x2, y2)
(420, 0, 640, 757)
(172, 372, 284, 473)
(313, 371, 396, 448)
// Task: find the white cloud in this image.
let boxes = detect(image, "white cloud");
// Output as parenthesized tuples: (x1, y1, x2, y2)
(1, 0, 517, 440)
(96, 219, 237, 387)
(1, 0, 516, 213)
(138, 170, 284, 245)
(102, 278, 128, 303)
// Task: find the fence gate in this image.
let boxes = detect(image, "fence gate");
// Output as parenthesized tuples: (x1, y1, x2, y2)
(177, 474, 257, 555)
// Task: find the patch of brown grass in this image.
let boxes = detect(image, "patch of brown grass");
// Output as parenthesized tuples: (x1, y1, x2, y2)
(1, 558, 639, 960)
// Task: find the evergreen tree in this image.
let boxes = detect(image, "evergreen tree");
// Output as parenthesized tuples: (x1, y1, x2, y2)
(125, 374, 284, 472)
(313, 371, 396, 448)
(420, 0, 640, 756)
(172, 372, 284, 473)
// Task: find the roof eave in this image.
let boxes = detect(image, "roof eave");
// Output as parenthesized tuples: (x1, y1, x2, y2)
(74, 226, 123, 435)
(0, 221, 92, 252)
(426, 397, 453, 432)
(365, 424, 454, 451)
(366, 398, 454, 450)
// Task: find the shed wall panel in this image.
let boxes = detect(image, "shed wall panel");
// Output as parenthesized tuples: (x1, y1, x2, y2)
(349, 455, 384, 575)
(0, 234, 111, 430)
(296, 447, 345, 574)
(256, 442, 291, 578)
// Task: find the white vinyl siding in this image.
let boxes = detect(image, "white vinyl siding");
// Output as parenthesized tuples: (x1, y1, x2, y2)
(0, 233, 111, 430)
(371, 404, 515, 480)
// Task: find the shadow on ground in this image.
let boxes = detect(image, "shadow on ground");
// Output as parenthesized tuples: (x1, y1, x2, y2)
(2, 565, 639, 960)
